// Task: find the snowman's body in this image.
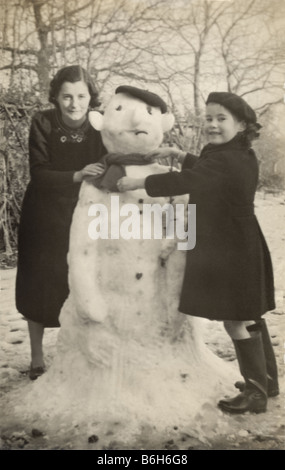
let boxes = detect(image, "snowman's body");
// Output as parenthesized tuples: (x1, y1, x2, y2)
(68, 162, 187, 328)
(51, 164, 210, 432)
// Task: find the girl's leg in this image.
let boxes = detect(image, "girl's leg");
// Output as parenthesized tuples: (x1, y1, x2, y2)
(235, 319, 279, 397)
(218, 320, 267, 414)
(27, 319, 45, 369)
(223, 320, 255, 340)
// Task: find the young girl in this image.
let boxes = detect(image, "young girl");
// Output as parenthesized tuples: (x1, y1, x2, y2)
(117, 91, 279, 414)
(16, 66, 106, 379)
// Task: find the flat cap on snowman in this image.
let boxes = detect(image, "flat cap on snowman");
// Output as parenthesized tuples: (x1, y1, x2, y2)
(115, 85, 168, 114)
(89, 85, 174, 154)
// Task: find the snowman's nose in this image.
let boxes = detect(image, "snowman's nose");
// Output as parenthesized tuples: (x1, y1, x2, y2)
(130, 108, 144, 126)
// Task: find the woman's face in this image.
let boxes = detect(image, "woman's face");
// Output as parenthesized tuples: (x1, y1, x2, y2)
(204, 103, 246, 145)
(56, 81, 91, 128)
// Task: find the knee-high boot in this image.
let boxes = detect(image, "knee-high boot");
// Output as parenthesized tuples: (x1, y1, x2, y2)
(235, 319, 279, 397)
(218, 332, 267, 414)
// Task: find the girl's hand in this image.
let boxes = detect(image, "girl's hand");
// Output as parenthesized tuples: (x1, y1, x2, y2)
(117, 177, 145, 192)
(146, 147, 187, 163)
(73, 163, 105, 182)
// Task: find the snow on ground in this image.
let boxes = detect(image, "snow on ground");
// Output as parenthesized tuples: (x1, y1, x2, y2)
(0, 191, 284, 450)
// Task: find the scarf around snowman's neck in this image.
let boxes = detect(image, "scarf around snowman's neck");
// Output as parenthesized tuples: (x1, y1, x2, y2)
(88, 152, 155, 192)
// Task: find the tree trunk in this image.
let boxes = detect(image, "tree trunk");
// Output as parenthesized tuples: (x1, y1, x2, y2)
(193, 53, 202, 116)
(31, 0, 51, 96)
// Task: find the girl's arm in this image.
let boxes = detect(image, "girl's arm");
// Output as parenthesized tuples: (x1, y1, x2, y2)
(116, 150, 199, 193)
(146, 148, 199, 168)
(117, 151, 228, 197)
(146, 147, 187, 164)
(117, 177, 146, 192)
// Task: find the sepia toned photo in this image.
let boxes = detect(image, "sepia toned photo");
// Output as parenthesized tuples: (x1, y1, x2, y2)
(0, 0, 284, 452)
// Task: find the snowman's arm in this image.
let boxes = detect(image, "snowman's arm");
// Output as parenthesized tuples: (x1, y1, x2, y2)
(68, 181, 108, 323)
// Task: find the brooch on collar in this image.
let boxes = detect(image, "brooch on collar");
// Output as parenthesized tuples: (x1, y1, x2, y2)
(55, 111, 89, 143)
(60, 133, 84, 143)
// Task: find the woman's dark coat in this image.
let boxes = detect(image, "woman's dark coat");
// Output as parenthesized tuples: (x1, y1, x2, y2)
(145, 135, 275, 321)
(16, 109, 106, 327)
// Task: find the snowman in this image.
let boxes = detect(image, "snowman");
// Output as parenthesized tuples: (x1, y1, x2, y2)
(68, 85, 190, 325)
(19, 86, 236, 442)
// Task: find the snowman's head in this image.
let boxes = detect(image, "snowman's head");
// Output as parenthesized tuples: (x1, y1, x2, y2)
(89, 85, 175, 154)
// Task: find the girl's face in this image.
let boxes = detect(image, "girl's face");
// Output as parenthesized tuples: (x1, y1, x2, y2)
(56, 81, 91, 128)
(204, 103, 246, 145)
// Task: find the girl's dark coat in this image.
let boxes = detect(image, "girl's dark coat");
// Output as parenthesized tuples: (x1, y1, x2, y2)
(16, 109, 106, 327)
(145, 136, 275, 321)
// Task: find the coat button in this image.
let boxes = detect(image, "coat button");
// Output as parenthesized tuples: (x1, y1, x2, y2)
(136, 273, 143, 280)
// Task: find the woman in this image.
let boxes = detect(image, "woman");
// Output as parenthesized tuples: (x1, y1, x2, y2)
(16, 65, 106, 379)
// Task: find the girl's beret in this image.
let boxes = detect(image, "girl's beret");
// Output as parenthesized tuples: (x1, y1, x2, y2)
(206, 92, 257, 124)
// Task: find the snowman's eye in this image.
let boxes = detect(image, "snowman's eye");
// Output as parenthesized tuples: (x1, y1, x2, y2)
(116, 105, 122, 111)
(147, 106, 153, 115)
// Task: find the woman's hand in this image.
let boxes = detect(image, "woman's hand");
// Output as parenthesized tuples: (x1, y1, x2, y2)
(146, 147, 187, 164)
(73, 162, 105, 182)
(117, 177, 145, 192)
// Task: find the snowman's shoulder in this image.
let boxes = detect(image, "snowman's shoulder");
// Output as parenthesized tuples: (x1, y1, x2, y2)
(146, 162, 172, 174)
(125, 162, 173, 178)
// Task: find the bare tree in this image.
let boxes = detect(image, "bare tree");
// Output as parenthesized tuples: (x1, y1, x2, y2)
(1, 0, 284, 111)
(0, 0, 169, 96)
(142, 0, 234, 115)
(214, 0, 285, 107)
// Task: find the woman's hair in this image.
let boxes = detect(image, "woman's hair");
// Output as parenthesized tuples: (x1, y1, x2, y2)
(48, 65, 100, 108)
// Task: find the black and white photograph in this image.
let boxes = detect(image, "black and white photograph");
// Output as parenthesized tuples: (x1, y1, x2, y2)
(0, 0, 284, 452)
